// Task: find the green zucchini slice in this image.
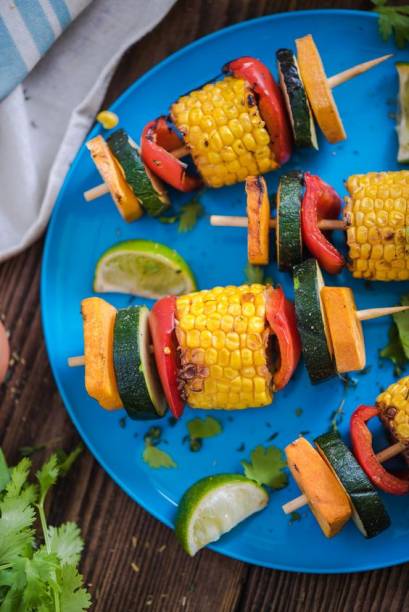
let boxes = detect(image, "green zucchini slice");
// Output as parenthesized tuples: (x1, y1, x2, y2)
(276, 48, 318, 150)
(276, 171, 303, 271)
(293, 258, 336, 384)
(314, 432, 391, 539)
(113, 306, 167, 419)
(107, 129, 170, 217)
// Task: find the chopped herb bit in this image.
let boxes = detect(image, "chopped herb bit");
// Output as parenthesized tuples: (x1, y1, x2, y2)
(358, 365, 372, 376)
(241, 445, 288, 489)
(144, 426, 163, 446)
(299, 430, 310, 436)
(178, 198, 204, 233)
(266, 432, 279, 442)
(295, 407, 303, 417)
(159, 198, 204, 232)
(371, 0, 409, 48)
(244, 262, 265, 284)
(364, 280, 374, 291)
(143, 445, 176, 469)
(341, 373, 358, 389)
(119, 416, 127, 429)
(158, 214, 178, 225)
(329, 399, 345, 433)
(187, 416, 222, 439)
(189, 438, 203, 453)
(236, 443, 245, 452)
(289, 511, 302, 524)
(168, 416, 178, 427)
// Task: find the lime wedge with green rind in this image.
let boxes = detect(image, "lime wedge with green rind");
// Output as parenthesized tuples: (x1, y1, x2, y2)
(175, 474, 268, 556)
(94, 240, 196, 299)
(396, 62, 409, 164)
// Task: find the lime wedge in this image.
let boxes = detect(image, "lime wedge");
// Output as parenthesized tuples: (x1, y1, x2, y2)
(396, 62, 409, 164)
(175, 474, 268, 556)
(94, 240, 196, 299)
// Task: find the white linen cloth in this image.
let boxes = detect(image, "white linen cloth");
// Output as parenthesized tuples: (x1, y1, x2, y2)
(0, 0, 176, 261)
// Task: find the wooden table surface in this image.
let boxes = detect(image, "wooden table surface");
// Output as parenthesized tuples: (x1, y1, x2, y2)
(1, 1, 409, 610)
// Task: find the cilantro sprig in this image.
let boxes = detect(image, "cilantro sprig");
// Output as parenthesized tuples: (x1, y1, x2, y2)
(0, 446, 91, 611)
(372, 0, 409, 47)
(241, 445, 288, 490)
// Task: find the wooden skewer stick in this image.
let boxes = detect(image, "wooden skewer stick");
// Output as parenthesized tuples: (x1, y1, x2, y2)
(67, 306, 409, 367)
(68, 356, 85, 367)
(83, 144, 190, 202)
(327, 54, 393, 89)
(356, 305, 409, 321)
(210, 214, 346, 232)
(283, 441, 406, 515)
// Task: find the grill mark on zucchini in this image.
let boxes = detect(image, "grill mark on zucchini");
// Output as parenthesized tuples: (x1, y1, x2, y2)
(293, 259, 336, 384)
(276, 48, 318, 150)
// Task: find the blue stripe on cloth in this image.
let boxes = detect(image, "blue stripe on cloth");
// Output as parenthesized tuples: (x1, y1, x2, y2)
(0, 18, 28, 99)
(14, 0, 55, 56)
(48, 0, 71, 30)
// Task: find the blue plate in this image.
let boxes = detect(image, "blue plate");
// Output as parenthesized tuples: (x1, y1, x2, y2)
(41, 10, 409, 573)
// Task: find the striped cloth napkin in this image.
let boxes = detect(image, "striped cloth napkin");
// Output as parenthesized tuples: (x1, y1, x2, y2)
(0, 1, 92, 101)
(0, 0, 176, 261)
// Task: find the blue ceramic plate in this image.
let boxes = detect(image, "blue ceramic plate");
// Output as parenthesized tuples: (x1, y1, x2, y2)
(41, 10, 409, 573)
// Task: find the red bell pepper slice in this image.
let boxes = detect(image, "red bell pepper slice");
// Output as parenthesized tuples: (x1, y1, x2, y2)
(153, 116, 185, 151)
(141, 118, 202, 192)
(149, 296, 184, 418)
(350, 405, 409, 495)
(265, 286, 301, 390)
(301, 173, 345, 275)
(224, 57, 293, 166)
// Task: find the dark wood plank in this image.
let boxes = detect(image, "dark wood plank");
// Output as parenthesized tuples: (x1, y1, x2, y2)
(1, 1, 409, 611)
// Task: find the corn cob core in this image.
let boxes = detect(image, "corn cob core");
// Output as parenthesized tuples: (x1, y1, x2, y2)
(175, 284, 274, 409)
(344, 171, 409, 281)
(171, 77, 278, 188)
(377, 377, 409, 444)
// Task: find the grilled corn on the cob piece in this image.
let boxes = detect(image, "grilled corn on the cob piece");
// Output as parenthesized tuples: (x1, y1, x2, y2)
(344, 171, 409, 281)
(171, 77, 278, 188)
(175, 284, 274, 409)
(377, 377, 409, 444)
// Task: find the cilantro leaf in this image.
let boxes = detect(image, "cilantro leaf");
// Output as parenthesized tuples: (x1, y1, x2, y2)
(59, 565, 92, 612)
(143, 445, 176, 469)
(48, 523, 84, 566)
(380, 295, 409, 371)
(36, 455, 59, 504)
(241, 445, 288, 489)
(187, 416, 222, 439)
(178, 198, 204, 233)
(244, 262, 265, 284)
(372, 2, 409, 47)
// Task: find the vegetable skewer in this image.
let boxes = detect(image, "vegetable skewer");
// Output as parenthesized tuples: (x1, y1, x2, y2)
(282, 441, 404, 515)
(212, 170, 409, 281)
(68, 303, 408, 367)
(68, 284, 408, 416)
(83, 38, 391, 213)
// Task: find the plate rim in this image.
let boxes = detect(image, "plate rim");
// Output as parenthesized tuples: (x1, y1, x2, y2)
(41, 8, 407, 574)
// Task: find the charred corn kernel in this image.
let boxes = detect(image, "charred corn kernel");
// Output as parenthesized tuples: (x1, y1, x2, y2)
(377, 376, 409, 445)
(175, 285, 274, 409)
(345, 171, 409, 280)
(171, 76, 278, 187)
(96, 110, 119, 129)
